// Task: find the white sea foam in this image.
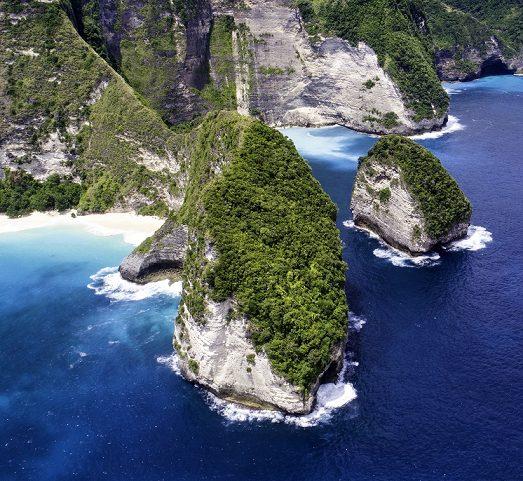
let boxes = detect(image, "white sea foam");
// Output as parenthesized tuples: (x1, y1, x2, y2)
(445, 87, 463, 96)
(201, 356, 357, 428)
(202, 379, 357, 428)
(344, 220, 440, 267)
(157, 354, 181, 375)
(349, 313, 367, 332)
(88, 266, 182, 301)
(160, 351, 357, 427)
(373, 247, 441, 268)
(445, 225, 493, 252)
(410, 115, 464, 140)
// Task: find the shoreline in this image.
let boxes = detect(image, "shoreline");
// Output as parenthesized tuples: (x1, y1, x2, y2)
(0, 210, 165, 246)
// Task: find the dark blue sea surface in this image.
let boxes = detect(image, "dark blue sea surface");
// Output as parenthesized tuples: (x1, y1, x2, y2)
(1, 76, 523, 480)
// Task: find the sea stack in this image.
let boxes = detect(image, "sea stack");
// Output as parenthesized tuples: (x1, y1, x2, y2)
(350, 135, 472, 255)
(119, 113, 348, 414)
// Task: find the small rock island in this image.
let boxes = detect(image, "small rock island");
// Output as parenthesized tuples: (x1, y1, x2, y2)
(350, 135, 472, 255)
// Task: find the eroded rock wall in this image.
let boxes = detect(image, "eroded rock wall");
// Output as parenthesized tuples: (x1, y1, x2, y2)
(216, 0, 444, 134)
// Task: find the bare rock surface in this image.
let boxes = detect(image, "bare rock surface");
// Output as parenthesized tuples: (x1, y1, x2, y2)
(119, 221, 188, 283)
(175, 288, 345, 414)
(215, 0, 445, 134)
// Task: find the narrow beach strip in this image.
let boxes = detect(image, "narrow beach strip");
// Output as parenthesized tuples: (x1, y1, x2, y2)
(0, 211, 164, 246)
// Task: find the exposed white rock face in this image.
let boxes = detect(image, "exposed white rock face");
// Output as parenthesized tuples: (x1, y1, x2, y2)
(0, 130, 74, 181)
(350, 156, 470, 254)
(213, 0, 444, 134)
(175, 290, 345, 414)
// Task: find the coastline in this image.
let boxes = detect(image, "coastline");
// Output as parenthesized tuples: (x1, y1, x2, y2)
(0, 210, 164, 246)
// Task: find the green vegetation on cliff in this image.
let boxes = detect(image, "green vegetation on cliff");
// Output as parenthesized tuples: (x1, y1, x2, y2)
(359, 135, 472, 237)
(442, 0, 523, 51)
(175, 111, 348, 391)
(0, 1, 182, 215)
(422, 0, 496, 54)
(0, 169, 83, 217)
(295, 0, 449, 120)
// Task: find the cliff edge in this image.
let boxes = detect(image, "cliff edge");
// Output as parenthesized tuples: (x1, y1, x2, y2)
(350, 135, 472, 255)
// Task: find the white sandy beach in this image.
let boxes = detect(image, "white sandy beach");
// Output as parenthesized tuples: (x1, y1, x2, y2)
(0, 210, 164, 246)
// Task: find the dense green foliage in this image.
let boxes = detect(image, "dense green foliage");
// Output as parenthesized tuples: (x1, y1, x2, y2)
(0, 169, 84, 217)
(295, 0, 449, 120)
(360, 135, 472, 237)
(442, 0, 523, 51)
(0, 2, 107, 140)
(198, 15, 238, 110)
(421, 0, 495, 53)
(117, 0, 186, 117)
(176, 112, 348, 390)
(0, 2, 183, 216)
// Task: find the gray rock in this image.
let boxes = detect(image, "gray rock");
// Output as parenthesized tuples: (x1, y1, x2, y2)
(175, 287, 346, 414)
(119, 221, 188, 282)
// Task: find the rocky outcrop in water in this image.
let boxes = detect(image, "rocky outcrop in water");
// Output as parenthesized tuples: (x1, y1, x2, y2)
(174, 286, 345, 414)
(350, 135, 472, 255)
(119, 222, 188, 283)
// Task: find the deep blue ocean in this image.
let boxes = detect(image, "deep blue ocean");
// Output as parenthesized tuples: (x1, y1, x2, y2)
(1, 76, 523, 480)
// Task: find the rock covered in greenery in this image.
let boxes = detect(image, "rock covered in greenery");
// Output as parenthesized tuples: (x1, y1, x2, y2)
(350, 135, 472, 255)
(0, 1, 184, 216)
(172, 111, 348, 413)
(119, 221, 188, 283)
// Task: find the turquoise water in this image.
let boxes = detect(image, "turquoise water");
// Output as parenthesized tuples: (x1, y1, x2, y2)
(1, 75, 523, 480)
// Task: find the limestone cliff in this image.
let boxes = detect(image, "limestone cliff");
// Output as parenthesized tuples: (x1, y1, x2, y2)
(174, 287, 345, 413)
(350, 135, 472, 255)
(65, 0, 450, 134)
(161, 111, 348, 413)
(213, 0, 445, 134)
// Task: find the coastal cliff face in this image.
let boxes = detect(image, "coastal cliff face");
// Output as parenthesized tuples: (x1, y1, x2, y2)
(64, 0, 450, 134)
(422, 0, 523, 81)
(174, 285, 345, 413)
(0, 2, 186, 214)
(154, 112, 348, 413)
(119, 221, 188, 283)
(350, 135, 472, 255)
(434, 37, 517, 82)
(213, 0, 442, 134)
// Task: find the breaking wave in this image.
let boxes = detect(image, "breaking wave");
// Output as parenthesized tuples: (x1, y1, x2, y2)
(204, 376, 357, 428)
(344, 220, 492, 265)
(349, 313, 367, 332)
(159, 352, 358, 428)
(445, 225, 493, 252)
(344, 220, 441, 267)
(373, 248, 441, 268)
(88, 266, 182, 301)
(410, 115, 464, 140)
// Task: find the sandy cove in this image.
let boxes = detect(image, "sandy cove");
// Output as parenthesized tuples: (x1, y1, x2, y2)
(0, 210, 164, 246)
